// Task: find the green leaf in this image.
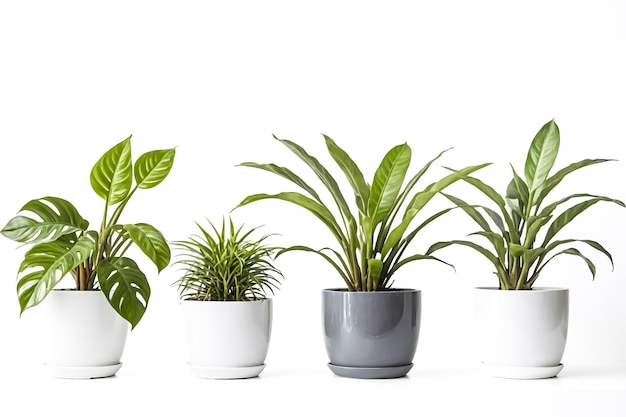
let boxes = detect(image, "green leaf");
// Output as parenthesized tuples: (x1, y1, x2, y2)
(367, 258, 383, 290)
(90, 136, 133, 205)
(538, 248, 597, 280)
(541, 196, 625, 247)
(238, 162, 323, 202)
(235, 192, 345, 244)
(276, 245, 353, 290)
(16, 234, 95, 313)
(524, 119, 560, 192)
(275, 135, 356, 228)
(470, 231, 507, 261)
(134, 148, 176, 189)
(381, 163, 491, 257)
(426, 239, 508, 286)
(535, 159, 616, 208)
(124, 223, 171, 272)
(389, 253, 455, 276)
(1, 196, 88, 244)
(543, 239, 616, 271)
(368, 143, 411, 225)
(97, 257, 150, 329)
(324, 134, 370, 214)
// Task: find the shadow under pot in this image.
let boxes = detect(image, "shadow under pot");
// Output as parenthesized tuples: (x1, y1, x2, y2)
(473, 287, 569, 379)
(322, 288, 421, 379)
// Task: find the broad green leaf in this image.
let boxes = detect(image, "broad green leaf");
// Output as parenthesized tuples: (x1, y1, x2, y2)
(275, 135, 356, 228)
(369, 144, 411, 225)
(525, 119, 560, 192)
(16, 234, 95, 313)
(541, 196, 625, 247)
(238, 162, 323, 202)
(235, 192, 346, 245)
(90, 136, 133, 205)
(124, 223, 171, 272)
(1, 196, 88, 244)
(97, 257, 150, 329)
(535, 159, 616, 208)
(134, 148, 176, 189)
(324, 134, 370, 214)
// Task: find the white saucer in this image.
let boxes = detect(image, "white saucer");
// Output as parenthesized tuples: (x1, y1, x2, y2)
(46, 362, 123, 379)
(482, 363, 564, 379)
(188, 363, 266, 379)
(327, 363, 413, 379)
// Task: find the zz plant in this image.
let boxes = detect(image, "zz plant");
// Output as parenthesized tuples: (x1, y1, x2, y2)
(172, 217, 283, 301)
(426, 119, 624, 290)
(235, 134, 489, 291)
(1, 136, 176, 328)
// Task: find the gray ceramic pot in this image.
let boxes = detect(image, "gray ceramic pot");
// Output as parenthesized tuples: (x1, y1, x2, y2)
(322, 288, 421, 379)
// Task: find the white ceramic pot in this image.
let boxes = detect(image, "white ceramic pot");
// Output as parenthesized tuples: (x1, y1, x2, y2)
(474, 287, 569, 379)
(182, 298, 272, 379)
(37, 289, 129, 379)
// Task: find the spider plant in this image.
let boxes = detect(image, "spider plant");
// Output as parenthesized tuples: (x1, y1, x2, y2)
(1, 135, 176, 328)
(426, 119, 624, 290)
(172, 217, 283, 301)
(235, 134, 490, 291)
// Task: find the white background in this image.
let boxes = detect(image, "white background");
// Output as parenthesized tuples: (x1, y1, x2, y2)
(1, 1, 625, 416)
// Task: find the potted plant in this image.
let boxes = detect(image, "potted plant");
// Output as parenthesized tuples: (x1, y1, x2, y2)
(235, 134, 489, 378)
(172, 216, 283, 379)
(426, 119, 624, 379)
(1, 135, 175, 378)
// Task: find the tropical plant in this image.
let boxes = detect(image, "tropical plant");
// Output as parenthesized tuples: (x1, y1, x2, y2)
(1, 136, 176, 328)
(234, 134, 489, 291)
(426, 119, 624, 290)
(172, 217, 283, 301)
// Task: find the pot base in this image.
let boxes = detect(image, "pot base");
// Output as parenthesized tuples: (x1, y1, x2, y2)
(327, 363, 413, 379)
(188, 363, 266, 379)
(482, 362, 564, 379)
(46, 362, 123, 379)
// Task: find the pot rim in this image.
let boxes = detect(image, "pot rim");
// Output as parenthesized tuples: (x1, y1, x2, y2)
(474, 286, 568, 293)
(322, 287, 420, 293)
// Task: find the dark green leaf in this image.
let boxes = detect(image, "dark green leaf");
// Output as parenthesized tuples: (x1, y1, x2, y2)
(97, 257, 150, 329)
(238, 162, 323, 202)
(369, 143, 411, 225)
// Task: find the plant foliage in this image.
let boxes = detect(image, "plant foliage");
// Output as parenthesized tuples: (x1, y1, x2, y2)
(426, 119, 624, 290)
(235, 134, 489, 291)
(1, 136, 176, 328)
(172, 217, 283, 301)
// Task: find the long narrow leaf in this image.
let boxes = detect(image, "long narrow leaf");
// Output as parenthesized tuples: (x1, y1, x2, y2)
(368, 143, 411, 225)
(324, 134, 370, 214)
(541, 196, 625, 246)
(238, 162, 323, 202)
